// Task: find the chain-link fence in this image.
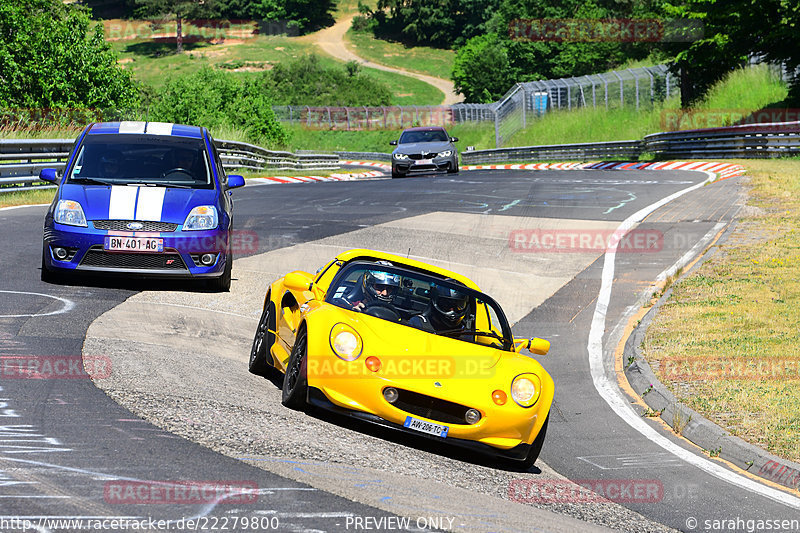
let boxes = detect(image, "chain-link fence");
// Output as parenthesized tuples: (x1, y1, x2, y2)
(272, 106, 453, 130)
(453, 65, 674, 147)
(272, 65, 676, 147)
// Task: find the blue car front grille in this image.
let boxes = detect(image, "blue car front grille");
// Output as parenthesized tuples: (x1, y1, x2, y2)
(92, 220, 178, 232)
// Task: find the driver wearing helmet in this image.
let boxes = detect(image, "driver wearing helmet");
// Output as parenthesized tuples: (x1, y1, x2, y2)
(409, 282, 471, 333)
(334, 264, 401, 312)
(100, 150, 123, 179)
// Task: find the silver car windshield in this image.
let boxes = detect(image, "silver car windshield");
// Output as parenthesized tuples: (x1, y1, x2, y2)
(399, 130, 449, 144)
(67, 135, 212, 189)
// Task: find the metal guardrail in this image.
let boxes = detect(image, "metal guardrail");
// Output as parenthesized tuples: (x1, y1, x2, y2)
(0, 138, 340, 194)
(643, 122, 800, 158)
(461, 140, 643, 164)
(334, 151, 392, 162)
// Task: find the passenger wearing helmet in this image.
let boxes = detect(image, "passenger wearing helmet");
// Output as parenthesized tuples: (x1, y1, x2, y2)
(333, 266, 401, 312)
(409, 282, 471, 333)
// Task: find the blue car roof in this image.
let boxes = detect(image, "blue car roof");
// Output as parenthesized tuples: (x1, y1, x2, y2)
(86, 122, 203, 139)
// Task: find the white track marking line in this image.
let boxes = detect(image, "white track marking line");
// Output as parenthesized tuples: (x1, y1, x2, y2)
(0, 290, 75, 318)
(588, 171, 800, 509)
(0, 203, 50, 211)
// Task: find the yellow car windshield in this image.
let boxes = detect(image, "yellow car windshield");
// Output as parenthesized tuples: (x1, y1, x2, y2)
(327, 262, 513, 350)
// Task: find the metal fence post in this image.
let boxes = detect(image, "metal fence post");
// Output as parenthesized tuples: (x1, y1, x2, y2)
(494, 108, 500, 148)
(628, 69, 639, 110)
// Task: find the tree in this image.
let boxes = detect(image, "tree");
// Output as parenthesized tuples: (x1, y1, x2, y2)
(134, 0, 219, 53)
(0, 0, 139, 112)
(452, 34, 516, 102)
(217, 0, 336, 33)
(368, 0, 501, 48)
(659, 0, 800, 105)
(451, 0, 657, 102)
(149, 66, 289, 145)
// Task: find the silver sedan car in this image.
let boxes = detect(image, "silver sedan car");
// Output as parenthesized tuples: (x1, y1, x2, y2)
(390, 126, 459, 178)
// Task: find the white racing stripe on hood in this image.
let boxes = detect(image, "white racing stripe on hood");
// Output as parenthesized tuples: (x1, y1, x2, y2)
(108, 186, 137, 219)
(145, 122, 174, 135)
(135, 187, 166, 221)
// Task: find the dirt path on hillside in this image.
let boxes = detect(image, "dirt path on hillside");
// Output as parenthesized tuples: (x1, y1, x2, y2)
(311, 16, 460, 105)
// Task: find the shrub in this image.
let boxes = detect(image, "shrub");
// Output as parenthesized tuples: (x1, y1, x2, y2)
(149, 67, 288, 145)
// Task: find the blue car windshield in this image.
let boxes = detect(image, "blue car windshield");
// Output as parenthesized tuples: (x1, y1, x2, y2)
(67, 135, 213, 189)
(399, 130, 449, 144)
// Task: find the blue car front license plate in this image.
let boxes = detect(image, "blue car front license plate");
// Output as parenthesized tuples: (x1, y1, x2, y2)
(403, 416, 449, 438)
(104, 236, 164, 252)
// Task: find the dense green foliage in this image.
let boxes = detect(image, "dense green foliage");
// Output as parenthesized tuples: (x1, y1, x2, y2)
(660, 0, 800, 105)
(360, 0, 500, 48)
(450, 0, 657, 102)
(149, 66, 288, 145)
(147, 56, 393, 144)
(0, 0, 139, 111)
(263, 55, 393, 106)
(218, 0, 336, 32)
(88, 0, 335, 34)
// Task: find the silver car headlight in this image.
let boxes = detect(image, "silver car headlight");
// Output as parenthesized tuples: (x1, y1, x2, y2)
(183, 206, 218, 231)
(54, 200, 87, 227)
(393, 153, 409, 160)
(437, 150, 453, 157)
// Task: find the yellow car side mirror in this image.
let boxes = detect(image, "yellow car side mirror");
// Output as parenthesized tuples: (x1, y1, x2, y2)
(530, 338, 550, 355)
(284, 271, 315, 292)
(514, 337, 550, 355)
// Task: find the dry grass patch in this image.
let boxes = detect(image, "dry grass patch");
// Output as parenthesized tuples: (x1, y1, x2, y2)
(643, 159, 800, 462)
(0, 188, 55, 209)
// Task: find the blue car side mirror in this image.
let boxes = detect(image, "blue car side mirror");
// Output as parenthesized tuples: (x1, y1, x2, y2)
(39, 168, 59, 183)
(227, 175, 245, 189)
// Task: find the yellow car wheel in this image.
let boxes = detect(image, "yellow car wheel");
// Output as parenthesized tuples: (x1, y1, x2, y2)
(249, 299, 275, 377)
(282, 327, 308, 409)
(520, 414, 549, 470)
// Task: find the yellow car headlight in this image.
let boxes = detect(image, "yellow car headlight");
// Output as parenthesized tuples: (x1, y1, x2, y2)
(511, 374, 541, 407)
(329, 323, 363, 361)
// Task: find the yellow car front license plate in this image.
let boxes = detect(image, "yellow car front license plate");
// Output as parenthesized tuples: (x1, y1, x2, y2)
(403, 416, 449, 438)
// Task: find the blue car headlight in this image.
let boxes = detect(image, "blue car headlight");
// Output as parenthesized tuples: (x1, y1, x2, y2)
(437, 150, 453, 157)
(183, 206, 218, 231)
(393, 153, 409, 160)
(54, 200, 87, 227)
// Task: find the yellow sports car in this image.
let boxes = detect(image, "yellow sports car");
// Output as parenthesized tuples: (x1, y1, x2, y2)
(249, 249, 554, 467)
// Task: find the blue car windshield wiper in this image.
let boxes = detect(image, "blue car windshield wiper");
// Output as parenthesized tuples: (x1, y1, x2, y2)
(69, 177, 116, 186)
(133, 182, 193, 189)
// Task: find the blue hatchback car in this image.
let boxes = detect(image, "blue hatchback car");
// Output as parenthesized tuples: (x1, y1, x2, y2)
(40, 121, 245, 291)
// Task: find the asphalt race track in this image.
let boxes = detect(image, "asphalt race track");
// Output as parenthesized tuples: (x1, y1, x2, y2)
(1, 168, 799, 533)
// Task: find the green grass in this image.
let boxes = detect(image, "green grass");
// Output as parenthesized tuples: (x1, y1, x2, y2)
(113, 34, 443, 105)
(282, 122, 495, 153)
(0, 188, 55, 209)
(506, 63, 788, 147)
(345, 28, 455, 80)
(112, 35, 314, 89)
(357, 67, 444, 105)
(643, 159, 800, 463)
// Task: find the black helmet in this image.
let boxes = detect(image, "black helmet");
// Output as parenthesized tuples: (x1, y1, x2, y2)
(362, 269, 401, 303)
(431, 283, 469, 327)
